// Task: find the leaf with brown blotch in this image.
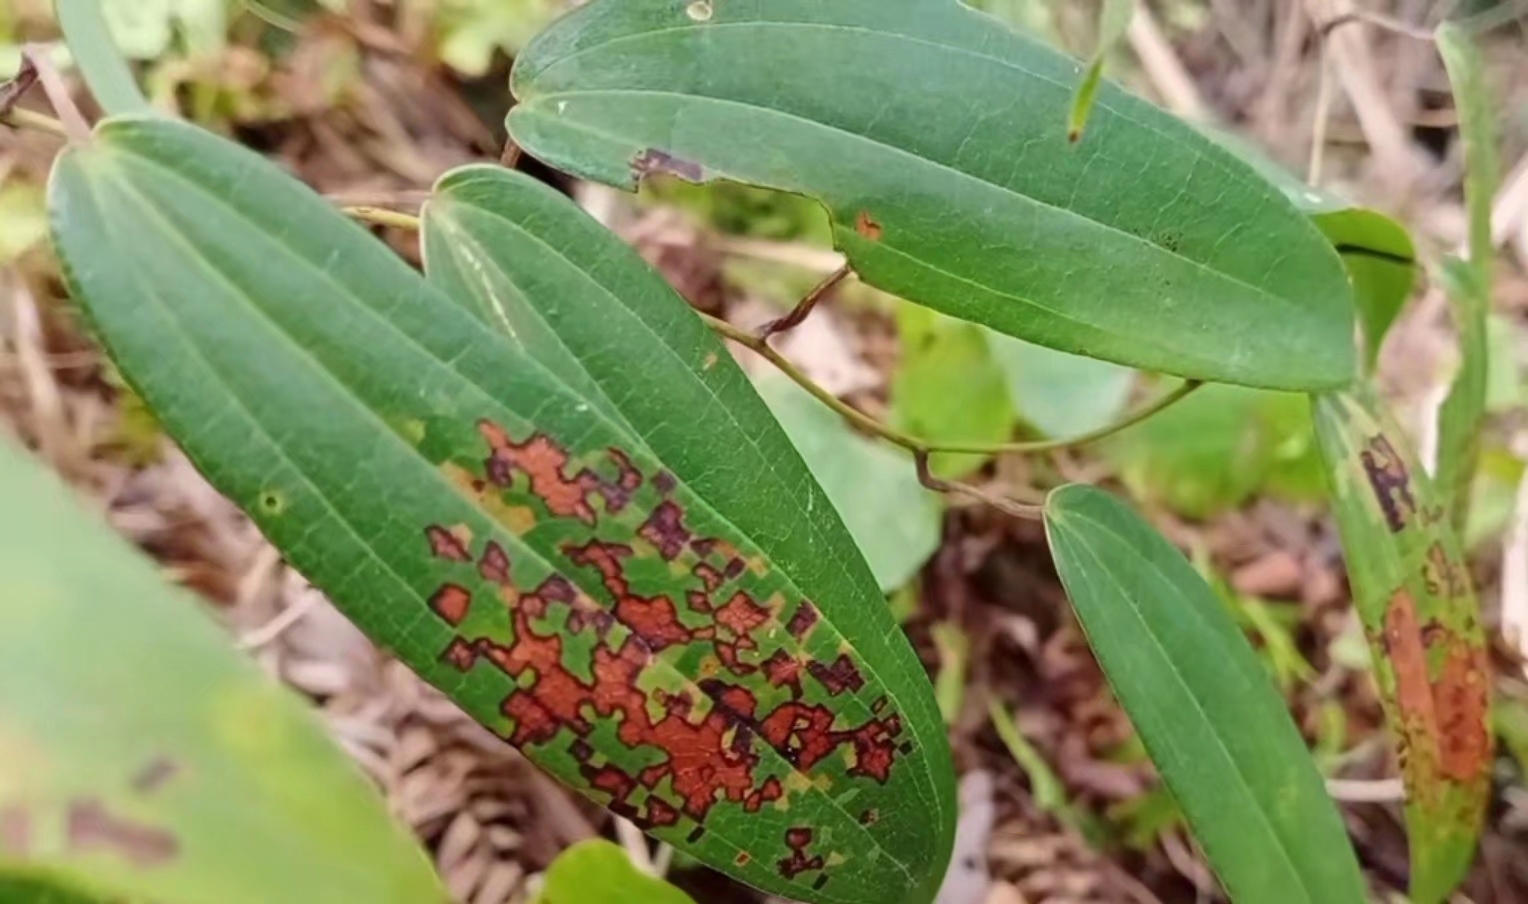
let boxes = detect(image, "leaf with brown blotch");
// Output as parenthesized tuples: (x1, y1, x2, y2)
(50, 117, 954, 904)
(1313, 389, 1492, 904)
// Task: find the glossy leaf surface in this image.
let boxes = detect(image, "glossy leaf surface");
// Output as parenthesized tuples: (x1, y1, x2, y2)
(507, 0, 1356, 391)
(1204, 126, 1417, 366)
(1044, 485, 1366, 904)
(51, 118, 954, 904)
(1313, 391, 1491, 904)
(0, 438, 441, 904)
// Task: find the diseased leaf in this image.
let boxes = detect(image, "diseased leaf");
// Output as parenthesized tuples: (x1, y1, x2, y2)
(1436, 22, 1498, 536)
(423, 160, 950, 641)
(0, 437, 441, 903)
(507, 0, 1356, 391)
(985, 330, 1134, 440)
(52, 118, 954, 904)
(1043, 485, 1367, 904)
(1313, 390, 1492, 904)
(891, 305, 1014, 479)
(752, 372, 941, 594)
(536, 840, 696, 904)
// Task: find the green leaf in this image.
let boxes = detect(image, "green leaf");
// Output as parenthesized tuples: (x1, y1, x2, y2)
(507, 0, 1356, 391)
(984, 330, 1133, 440)
(1436, 22, 1499, 536)
(1043, 485, 1367, 903)
(52, 118, 955, 904)
(0, 437, 442, 903)
(1104, 383, 1320, 519)
(1312, 209, 1417, 367)
(1201, 126, 1417, 366)
(1312, 390, 1492, 904)
(891, 305, 1014, 480)
(55, 0, 151, 115)
(1065, 0, 1131, 143)
(752, 372, 941, 594)
(536, 840, 697, 904)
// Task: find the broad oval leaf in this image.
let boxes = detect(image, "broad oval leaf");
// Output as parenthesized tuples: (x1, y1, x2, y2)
(1043, 484, 1366, 904)
(49, 117, 954, 904)
(506, 0, 1356, 391)
(1313, 390, 1491, 904)
(0, 437, 441, 903)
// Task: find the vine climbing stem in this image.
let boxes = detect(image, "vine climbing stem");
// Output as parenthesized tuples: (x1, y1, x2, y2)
(338, 204, 1209, 521)
(703, 311, 1202, 458)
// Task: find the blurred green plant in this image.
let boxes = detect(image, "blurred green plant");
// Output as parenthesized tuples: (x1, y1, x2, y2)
(534, 840, 696, 904)
(0, 436, 443, 903)
(434, 0, 562, 77)
(1105, 385, 1323, 519)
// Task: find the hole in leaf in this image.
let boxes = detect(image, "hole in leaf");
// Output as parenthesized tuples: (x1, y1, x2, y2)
(686, 0, 713, 22)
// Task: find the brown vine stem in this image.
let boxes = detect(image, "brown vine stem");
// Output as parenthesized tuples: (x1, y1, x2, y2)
(758, 264, 852, 341)
(704, 311, 1201, 456)
(20, 46, 89, 143)
(0, 57, 68, 139)
(914, 451, 1043, 520)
